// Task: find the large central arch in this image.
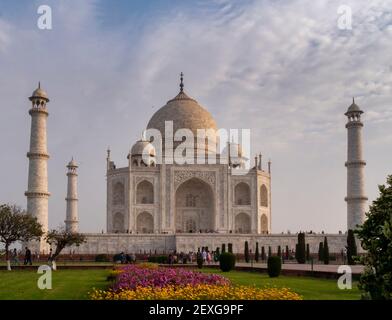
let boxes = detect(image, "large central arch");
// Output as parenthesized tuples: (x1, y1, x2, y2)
(175, 177, 215, 233)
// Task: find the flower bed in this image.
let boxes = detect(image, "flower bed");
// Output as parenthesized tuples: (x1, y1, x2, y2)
(90, 264, 302, 300)
(112, 265, 230, 290)
(91, 284, 302, 300)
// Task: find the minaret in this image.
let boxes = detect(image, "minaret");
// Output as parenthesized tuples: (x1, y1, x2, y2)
(25, 82, 50, 253)
(345, 98, 367, 230)
(65, 159, 79, 233)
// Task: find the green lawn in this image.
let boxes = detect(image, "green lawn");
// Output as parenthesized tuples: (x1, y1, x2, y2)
(0, 269, 109, 300)
(0, 267, 361, 300)
(202, 268, 361, 300)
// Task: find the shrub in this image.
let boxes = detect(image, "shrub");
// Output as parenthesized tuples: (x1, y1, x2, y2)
(346, 229, 357, 265)
(95, 254, 109, 262)
(244, 241, 250, 263)
(277, 245, 281, 257)
(318, 242, 324, 261)
(323, 237, 329, 265)
(267, 256, 282, 277)
(255, 243, 259, 262)
(221, 243, 226, 253)
(228, 243, 233, 253)
(285, 245, 289, 260)
(261, 246, 266, 261)
(196, 252, 203, 269)
(219, 252, 236, 272)
(268, 246, 272, 257)
(113, 253, 122, 263)
(306, 244, 310, 261)
(355, 175, 392, 299)
(296, 232, 306, 263)
(147, 255, 168, 264)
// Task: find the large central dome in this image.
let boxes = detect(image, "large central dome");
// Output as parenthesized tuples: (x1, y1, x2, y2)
(146, 77, 218, 158)
(147, 91, 217, 136)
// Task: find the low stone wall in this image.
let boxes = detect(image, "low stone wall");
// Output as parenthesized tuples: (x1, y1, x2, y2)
(68, 233, 358, 255)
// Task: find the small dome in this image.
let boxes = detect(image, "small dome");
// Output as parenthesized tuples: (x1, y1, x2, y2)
(131, 140, 156, 157)
(29, 83, 49, 101)
(67, 159, 78, 167)
(345, 98, 363, 115)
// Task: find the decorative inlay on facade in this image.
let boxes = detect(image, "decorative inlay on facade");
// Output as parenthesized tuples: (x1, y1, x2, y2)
(174, 170, 216, 190)
(135, 176, 154, 186)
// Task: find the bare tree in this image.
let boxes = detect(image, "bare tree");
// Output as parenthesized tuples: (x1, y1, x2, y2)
(0, 204, 43, 270)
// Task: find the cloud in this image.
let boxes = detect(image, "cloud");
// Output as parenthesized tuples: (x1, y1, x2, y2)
(0, 0, 391, 233)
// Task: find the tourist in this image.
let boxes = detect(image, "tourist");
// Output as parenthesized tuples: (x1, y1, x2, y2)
(11, 248, 19, 266)
(48, 248, 53, 262)
(24, 247, 32, 266)
(202, 249, 207, 263)
(207, 251, 211, 264)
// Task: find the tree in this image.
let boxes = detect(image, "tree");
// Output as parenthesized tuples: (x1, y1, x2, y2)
(228, 243, 233, 254)
(277, 245, 281, 257)
(285, 245, 289, 260)
(221, 243, 226, 254)
(296, 232, 306, 263)
(346, 229, 357, 265)
(255, 242, 259, 262)
(45, 227, 86, 270)
(306, 243, 310, 261)
(268, 246, 272, 258)
(355, 175, 392, 300)
(323, 237, 329, 265)
(244, 241, 250, 263)
(0, 204, 43, 270)
(261, 246, 266, 261)
(318, 241, 324, 261)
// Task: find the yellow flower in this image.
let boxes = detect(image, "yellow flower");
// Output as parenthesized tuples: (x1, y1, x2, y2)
(90, 284, 302, 300)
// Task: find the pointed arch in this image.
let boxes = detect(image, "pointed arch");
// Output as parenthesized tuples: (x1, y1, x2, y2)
(234, 212, 251, 233)
(234, 182, 251, 205)
(113, 182, 125, 205)
(260, 214, 268, 234)
(113, 212, 124, 233)
(136, 180, 154, 204)
(260, 184, 268, 207)
(136, 211, 154, 233)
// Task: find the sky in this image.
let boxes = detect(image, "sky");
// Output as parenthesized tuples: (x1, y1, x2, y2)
(0, 0, 391, 233)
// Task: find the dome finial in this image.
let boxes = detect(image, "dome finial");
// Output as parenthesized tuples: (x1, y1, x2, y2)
(353, 97, 355, 104)
(38, 81, 41, 89)
(180, 72, 184, 92)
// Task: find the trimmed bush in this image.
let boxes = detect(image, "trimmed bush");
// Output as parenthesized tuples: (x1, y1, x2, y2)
(296, 232, 306, 263)
(261, 246, 266, 261)
(323, 237, 329, 265)
(277, 245, 281, 257)
(221, 243, 226, 253)
(147, 255, 168, 264)
(306, 243, 310, 261)
(95, 254, 109, 262)
(346, 229, 357, 265)
(219, 252, 236, 272)
(228, 243, 233, 254)
(268, 246, 272, 257)
(196, 252, 203, 269)
(113, 253, 122, 263)
(267, 256, 282, 277)
(255, 243, 259, 262)
(244, 241, 250, 263)
(318, 242, 324, 261)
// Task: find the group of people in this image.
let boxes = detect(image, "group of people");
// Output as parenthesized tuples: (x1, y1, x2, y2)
(117, 252, 137, 264)
(9, 247, 33, 266)
(166, 249, 217, 265)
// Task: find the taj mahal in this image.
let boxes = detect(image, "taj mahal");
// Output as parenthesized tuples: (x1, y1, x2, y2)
(25, 74, 367, 255)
